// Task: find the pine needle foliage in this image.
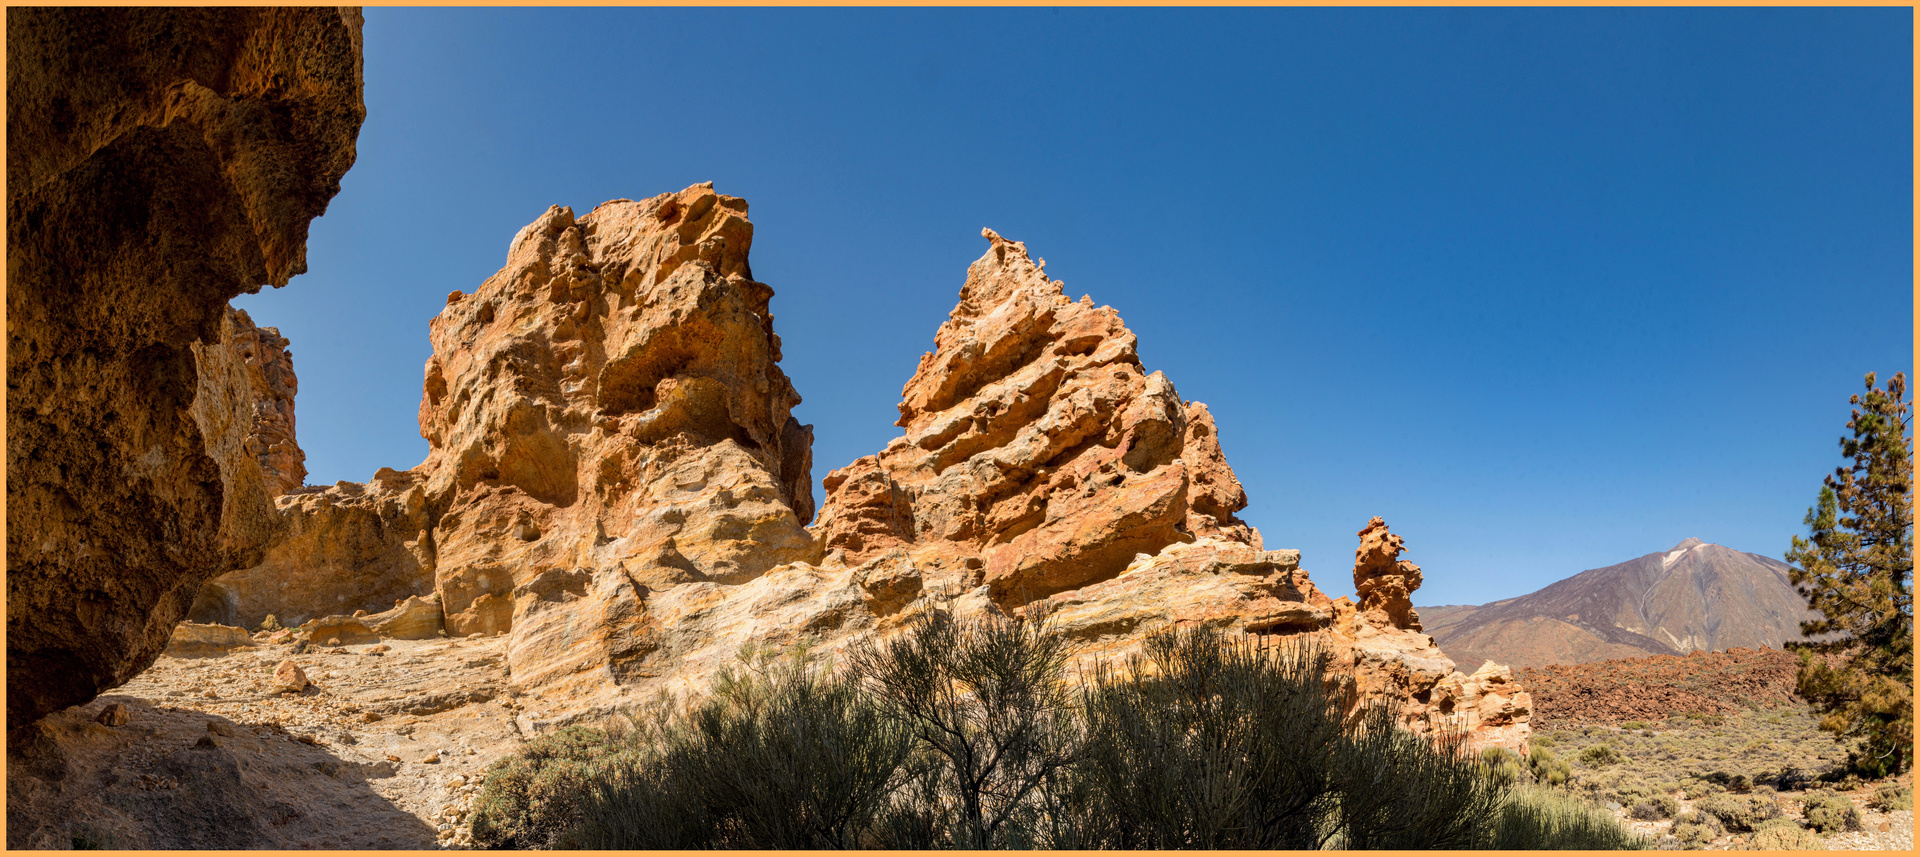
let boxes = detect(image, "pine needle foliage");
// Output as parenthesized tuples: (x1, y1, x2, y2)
(1786, 371, 1914, 776)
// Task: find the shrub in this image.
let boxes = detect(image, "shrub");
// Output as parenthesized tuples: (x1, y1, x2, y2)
(1067, 629, 1352, 849)
(1533, 733, 1556, 749)
(1869, 782, 1912, 811)
(1071, 628, 1508, 850)
(1800, 790, 1862, 834)
(1623, 721, 1648, 730)
(852, 611, 1084, 849)
(1696, 793, 1781, 832)
(1483, 786, 1647, 850)
(1529, 746, 1571, 786)
(1672, 810, 1726, 847)
(1630, 795, 1681, 821)
(1480, 747, 1523, 788)
(1579, 743, 1624, 768)
(469, 725, 636, 849)
(1745, 818, 1825, 851)
(566, 646, 916, 849)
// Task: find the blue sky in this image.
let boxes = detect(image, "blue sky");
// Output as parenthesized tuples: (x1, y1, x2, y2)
(234, 6, 1912, 607)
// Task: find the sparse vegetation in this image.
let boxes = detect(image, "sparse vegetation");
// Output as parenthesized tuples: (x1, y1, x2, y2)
(1798, 790, 1862, 834)
(472, 618, 1644, 849)
(1745, 818, 1826, 851)
(1695, 792, 1781, 832)
(1869, 781, 1912, 811)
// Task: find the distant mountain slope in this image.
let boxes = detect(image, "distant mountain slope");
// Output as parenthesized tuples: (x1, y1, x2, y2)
(1423, 538, 1819, 669)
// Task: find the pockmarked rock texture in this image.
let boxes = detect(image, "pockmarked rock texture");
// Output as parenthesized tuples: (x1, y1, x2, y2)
(1353, 515, 1424, 630)
(193, 307, 308, 497)
(5, 6, 365, 732)
(813, 228, 1258, 605)
(194, 193, 1528, 753)
(192, 469, 436, 630)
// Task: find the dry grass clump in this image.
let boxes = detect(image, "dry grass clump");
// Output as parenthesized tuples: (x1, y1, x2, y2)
(1694, 792, 1781, 832)
(1869, 782, 1912, 811)
(1744, 818, 1826, 851)
(1672, 810, 1726, 847)
(1629, 795, 1680, 821)
(1798, 790, 1862, 834)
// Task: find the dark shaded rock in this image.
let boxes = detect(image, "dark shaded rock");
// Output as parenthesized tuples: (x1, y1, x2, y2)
(5, 6, 365, 733)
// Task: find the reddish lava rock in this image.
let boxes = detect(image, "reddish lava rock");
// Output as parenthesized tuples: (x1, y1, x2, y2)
(1516, 646, 1804, 726)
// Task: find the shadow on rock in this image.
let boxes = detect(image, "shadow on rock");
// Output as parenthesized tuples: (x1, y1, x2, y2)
(6, 695, 438, 849)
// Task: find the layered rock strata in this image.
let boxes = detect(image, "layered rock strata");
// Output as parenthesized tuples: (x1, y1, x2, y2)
(198, 190, 1528, 751)
(6, 6, 364, 732)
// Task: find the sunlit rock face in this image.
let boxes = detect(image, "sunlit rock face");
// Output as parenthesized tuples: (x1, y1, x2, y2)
(812, 228, 1259, 607)
(191, 190, 1527, 752)
(5, 6, 364, 732)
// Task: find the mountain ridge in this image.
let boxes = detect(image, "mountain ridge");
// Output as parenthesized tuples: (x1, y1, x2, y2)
(1423, 538, 1818, 669)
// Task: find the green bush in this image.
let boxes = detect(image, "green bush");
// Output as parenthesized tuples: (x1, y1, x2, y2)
(1622, 721, 1648, 730)
(1629, 795, 1681, 821)
(1533, 733, 1556, 749)
(1483, 786, 1647, 850)
(475, 622, 1634, 850)
(1530, 746, 1572, 786)
(1673, 810, 1726, 847)
(469, 725, 638, 849)
(1745, 818, 1825, 851)
(1869, 782, 1912, 811)
(1578, 743, 1624, 768)
(1480, 747, 1523, 788)
(1684, 778, 1727, 799)
(1696, 793, 1782, 832)
(1800, 790, 1861, 834)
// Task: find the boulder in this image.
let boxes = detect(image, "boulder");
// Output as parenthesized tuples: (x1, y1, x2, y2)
(164, 623, 256, 657)
(269, 660, 309, 694)
(5, 6, 364, 732)
(297, 616, 379, 647)
(367, 595, 445, 640)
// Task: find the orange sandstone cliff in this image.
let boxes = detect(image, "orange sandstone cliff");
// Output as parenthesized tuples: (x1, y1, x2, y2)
(194, 187, 1528, 752)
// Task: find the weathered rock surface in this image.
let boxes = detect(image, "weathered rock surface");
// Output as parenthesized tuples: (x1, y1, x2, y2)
(164, 623, 256, 657)
(193, 307, 308, 497)
(6, 6, 365, 732)
(191, 469, 436, 630)
(814, 229, 1258, 606)
(192, 194, 1527, 753)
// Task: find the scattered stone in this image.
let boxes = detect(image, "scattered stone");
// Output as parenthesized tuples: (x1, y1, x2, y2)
(366, 644, 391, 654)
(362, 711, 383, 723)
(96, 703, 130, 727)
(270, 660, 310, 694)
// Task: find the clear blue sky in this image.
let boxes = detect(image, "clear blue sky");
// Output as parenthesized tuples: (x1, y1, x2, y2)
(234, 6, 1912, 607)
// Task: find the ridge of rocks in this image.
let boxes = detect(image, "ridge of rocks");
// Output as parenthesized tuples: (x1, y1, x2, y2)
(190, 198, 1530, 754)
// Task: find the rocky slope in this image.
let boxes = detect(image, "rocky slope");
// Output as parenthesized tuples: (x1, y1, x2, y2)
(1423, 538, 1819, 669)
(5, 6, 364, 732)
(185, 195, 1528, 757)
(14, 183, 1535, 847)
(1514, 646, 1803, 726)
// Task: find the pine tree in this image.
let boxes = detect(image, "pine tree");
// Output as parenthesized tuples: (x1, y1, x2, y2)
(1785, 371, 1914, 776)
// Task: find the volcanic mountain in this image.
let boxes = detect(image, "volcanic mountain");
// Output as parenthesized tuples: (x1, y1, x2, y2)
(1421, 538, 1818, 669)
